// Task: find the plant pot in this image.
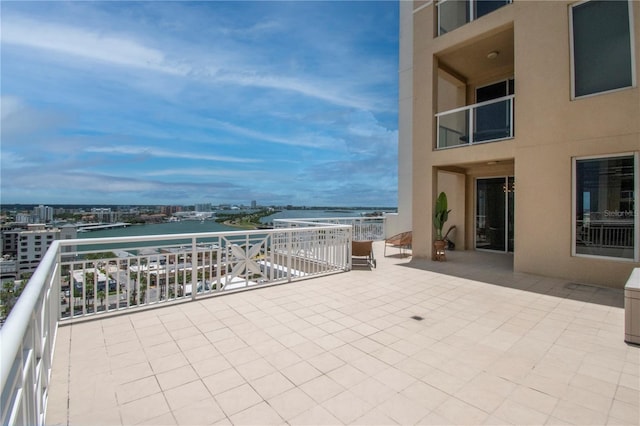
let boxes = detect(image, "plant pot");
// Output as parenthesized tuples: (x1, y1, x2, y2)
(433, 240, 447, 261)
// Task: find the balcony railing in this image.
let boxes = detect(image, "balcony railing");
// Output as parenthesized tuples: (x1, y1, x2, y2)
(437, 0, 512, 36)
(576, 220, 635, 259)
(436, 95, 514, 149)
(0, 223, 352, 426)
(273, 216, 386, 241)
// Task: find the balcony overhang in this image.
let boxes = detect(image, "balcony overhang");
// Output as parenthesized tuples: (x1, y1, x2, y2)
(436, 25, 514, 84)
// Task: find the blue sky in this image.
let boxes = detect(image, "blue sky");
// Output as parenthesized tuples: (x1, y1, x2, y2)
(1, 1, 399, 207)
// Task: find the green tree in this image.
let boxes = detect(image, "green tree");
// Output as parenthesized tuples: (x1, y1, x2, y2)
(97, 290, 106, 310)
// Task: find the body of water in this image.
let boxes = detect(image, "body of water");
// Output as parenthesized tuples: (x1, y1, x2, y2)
(77, 209, 392, 241)
(77, 220, 236, 240)
(259, 209, 390, 224)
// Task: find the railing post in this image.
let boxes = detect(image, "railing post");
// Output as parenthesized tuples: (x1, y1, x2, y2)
(191, 237, 198, 301)
(287, 230, 293, 282)
(55, 247, 62, 321)
(509, 97, 514, 138)
(468, 106, 474, 145)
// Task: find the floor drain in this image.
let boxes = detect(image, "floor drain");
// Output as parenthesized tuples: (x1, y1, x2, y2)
(410, 315, 424, 321)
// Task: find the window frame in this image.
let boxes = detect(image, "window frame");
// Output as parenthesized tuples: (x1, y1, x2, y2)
(572, 152, 639, 262)
(569, 0, 636, 100)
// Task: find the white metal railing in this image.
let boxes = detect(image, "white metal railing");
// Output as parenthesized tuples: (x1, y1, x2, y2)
(576, 220, 635, 249)
(437, 0, 512, 36)
(0, 224, 351, 426)
(436, 95, 514, 149)
(273, 216, 386, 241)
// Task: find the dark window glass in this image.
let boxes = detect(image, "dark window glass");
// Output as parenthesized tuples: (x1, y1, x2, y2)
(575, 156, 635, 259)
(572, 1, 633, 97)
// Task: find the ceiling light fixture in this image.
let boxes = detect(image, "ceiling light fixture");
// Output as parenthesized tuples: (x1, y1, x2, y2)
(487, 51, 499, 59)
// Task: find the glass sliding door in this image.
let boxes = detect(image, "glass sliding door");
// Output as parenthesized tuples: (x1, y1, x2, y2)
(476, 177, 515, 252)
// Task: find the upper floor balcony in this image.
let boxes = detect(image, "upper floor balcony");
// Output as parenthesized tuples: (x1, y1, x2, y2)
(434, 24, 514, 150)
(437, 0, 512, 36)
(437, 94, 514, 149)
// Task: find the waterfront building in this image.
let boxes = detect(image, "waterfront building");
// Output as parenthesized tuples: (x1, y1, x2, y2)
(91, 208, 119, 223)
(401, 0, 638, 287)
(14, 213, 31, 224)
(33, 205, 54, 223)
(160, 205, 183, 215)
(16, 225, 61, 275)
(195, 203, 213, 212)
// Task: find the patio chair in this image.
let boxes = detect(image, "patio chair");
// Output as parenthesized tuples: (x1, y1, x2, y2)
(352, 240, 376, 268)
(384, 231, 412, 257)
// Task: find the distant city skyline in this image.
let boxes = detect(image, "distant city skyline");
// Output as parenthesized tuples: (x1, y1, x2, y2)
(1, 1, 399, 207)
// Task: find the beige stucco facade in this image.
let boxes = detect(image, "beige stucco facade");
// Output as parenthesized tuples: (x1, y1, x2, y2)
(408, 0, 640, 288)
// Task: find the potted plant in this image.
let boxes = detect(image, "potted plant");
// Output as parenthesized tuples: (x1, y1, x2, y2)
(433, 192, 451, 261)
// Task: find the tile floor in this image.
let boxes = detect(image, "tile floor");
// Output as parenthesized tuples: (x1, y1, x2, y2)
(46, 245, 639, 425)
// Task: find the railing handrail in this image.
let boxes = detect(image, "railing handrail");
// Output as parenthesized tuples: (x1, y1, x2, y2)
(435, 94, 514, 117)
(0, 239, 60, 399)
(274, 217, 386, 241)
(56, 225, 350, 248)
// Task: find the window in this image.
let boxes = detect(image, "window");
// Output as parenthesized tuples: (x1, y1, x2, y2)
(574, 155, 637, 260)
(571, 0, 634, 98)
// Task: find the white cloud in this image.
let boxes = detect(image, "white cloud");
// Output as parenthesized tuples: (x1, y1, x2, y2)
(1, 17, 189, 76)
(84, 145, 261, 164)
(1, 14, 388, 112)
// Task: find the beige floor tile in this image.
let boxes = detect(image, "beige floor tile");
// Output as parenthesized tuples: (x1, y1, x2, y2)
(523, 372, 570, 399)
(264, 348, 303, 370)
(224, 345, 262, 367)
(307, 351, 345, 373)
(156, 365, 199, 391)
(608, 399, 640, 424)
(454, 383, 507, 413)
(229, 401, 285, 425)
(281, 360, 322, 386)
(214, 383, 262, 417)
(300, 374, 345, 403)
(213, 336, 249, 354)
(551, 399, 608, 425)
(111, 361, 154, 385)
(268, 387, 317, 421)
(614, 385, 640, 406)
(321, 391, 373, 424)
(119, 392, 170, 425)
(115, 375, 160, 405)
(509, 385, 558, 415)
(201, 367, 246, 395)
(289, 404, 344, 425)
(418, 410, 454, 425)
(171, 397, 226, 425)
(163, 379, 211, 412)
(401, 380, 449, 411)
(136, 412, 177, 425)
(376, 393, 431, 425)
(68, 405, 124, 426)
(191, 353, 232, 378)
(563, 384, 615, 413)
(421, 366, 467, 394)
(327, 363, 369, 388)
(434, 397, 489, 425)
(148, 352, 190, 375)
(373, 366, 417, 392)
(234, 357, 276, 381)
(144, 340, 182, 358)
(248, 371, 294, 401)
